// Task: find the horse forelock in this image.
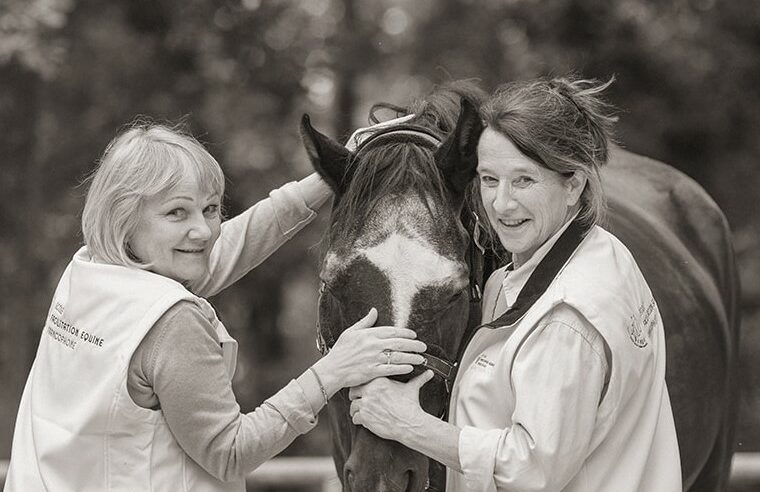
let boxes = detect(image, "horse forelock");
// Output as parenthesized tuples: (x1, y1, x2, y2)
(328, 82, 483, 250)
(324, 190, 466, 266)
(329, 142, 449, 243)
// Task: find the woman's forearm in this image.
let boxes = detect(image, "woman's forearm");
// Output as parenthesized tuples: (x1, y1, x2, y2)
(296, 173, 333, 210)
(398, 412, 463, 473)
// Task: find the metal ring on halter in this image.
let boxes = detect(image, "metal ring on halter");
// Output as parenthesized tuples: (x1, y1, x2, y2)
(382, 349, 392, 365)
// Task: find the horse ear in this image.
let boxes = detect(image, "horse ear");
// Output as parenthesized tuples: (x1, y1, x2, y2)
(300, 114, 354, 195)
(434, 98, 484, 198)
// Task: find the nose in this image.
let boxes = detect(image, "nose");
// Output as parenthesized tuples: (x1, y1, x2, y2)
(187, 214, 212, 241)
(492, 181, 518, 214)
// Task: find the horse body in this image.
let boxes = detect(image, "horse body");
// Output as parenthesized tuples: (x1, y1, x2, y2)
(301, 97, 739, 491)
(603, 148, 740, 490)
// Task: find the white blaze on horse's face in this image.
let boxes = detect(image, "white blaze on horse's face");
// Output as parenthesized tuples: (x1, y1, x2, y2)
(324, 229, 467, 329)
(360, 232, 466, 328)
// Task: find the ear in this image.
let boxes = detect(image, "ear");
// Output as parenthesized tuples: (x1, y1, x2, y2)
(300, 114, 354, 195)
(565, 171, 587, 207)
(434, 98, 485, 201)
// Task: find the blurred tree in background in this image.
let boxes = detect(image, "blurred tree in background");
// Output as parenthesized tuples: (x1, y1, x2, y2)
(1, 0, 759, 473)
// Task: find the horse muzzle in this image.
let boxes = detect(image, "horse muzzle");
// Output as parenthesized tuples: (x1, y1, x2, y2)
(343, 427, 429, 492)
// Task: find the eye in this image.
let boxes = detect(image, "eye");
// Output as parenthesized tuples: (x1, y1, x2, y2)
(479, 175, 498, 187)
(204, 203, 220, 217)
(167, 208, 187, 219)
(319, 281, 339, 300)
(513, 175, 535, 188)
(448, 290, 463, 304)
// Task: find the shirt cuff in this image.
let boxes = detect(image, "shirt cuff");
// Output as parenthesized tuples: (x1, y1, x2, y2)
(268, 180, 319, 237)
(264, 379, 319, 434)
(458, 425, 504, 491)
(296, 173, 333, 210)
(295, 370, 326, 417)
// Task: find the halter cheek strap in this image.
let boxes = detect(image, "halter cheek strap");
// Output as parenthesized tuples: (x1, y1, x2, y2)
(420, 353, 458, 393)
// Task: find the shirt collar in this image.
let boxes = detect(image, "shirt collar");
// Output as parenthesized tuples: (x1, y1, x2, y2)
(501, 214, 579, 309)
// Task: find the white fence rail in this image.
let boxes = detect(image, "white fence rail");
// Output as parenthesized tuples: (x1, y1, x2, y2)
(731, 452, 760, 487)
(246, 457, 340, 491)
(1, 453, 759, 490)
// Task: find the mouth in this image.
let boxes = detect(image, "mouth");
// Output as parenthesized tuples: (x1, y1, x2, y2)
(175, 248, 206, 255)
(498, 218, 530, 228)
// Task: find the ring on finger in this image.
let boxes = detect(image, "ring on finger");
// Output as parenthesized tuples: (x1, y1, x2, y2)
(382, 348, 392, 365)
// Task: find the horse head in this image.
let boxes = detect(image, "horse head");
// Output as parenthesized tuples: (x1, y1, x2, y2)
(301, 91, 484, 491)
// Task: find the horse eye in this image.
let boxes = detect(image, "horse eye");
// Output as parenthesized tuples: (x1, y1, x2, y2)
(319, 281, 336, 297)
(446, 290, 463, 306)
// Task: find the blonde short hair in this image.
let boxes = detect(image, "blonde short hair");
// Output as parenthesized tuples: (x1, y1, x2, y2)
(81, 121, 225, 268)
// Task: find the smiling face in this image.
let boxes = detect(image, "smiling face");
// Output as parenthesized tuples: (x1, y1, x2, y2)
(129, 175, 222, 285)
(477, 128, 584, 268)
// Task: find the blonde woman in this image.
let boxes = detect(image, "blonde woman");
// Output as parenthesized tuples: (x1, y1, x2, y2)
(5, 122, 427, 491)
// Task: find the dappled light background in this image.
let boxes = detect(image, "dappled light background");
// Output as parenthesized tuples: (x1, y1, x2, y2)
(2, 0, 759, 486)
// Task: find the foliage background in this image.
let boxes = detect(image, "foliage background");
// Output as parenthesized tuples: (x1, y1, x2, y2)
(1, 0, 759, 486)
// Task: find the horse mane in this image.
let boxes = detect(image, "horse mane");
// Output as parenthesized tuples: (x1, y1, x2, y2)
(330, 80, 487, 242)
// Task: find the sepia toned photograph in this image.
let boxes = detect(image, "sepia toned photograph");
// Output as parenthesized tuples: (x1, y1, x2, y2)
(1, 1, 758, 490)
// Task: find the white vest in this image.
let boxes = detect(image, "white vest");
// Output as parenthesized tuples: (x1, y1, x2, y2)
(447, 226, 681, 491)
(5, 247, 242, 492)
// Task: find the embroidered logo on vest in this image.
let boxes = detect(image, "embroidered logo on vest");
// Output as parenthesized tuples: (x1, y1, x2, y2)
(627, 297, 657, 348)
(474, 354, 496, 369)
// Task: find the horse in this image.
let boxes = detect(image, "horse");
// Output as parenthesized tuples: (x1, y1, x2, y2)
(300, 91, 740, 491)
(301, 85, 485, 491)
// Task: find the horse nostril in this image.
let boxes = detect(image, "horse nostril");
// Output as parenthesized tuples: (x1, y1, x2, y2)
(405, 468, 430, 492)
(403, 470, 413, 492)
(403, 470, 418, 492)
(344, 467, 355, 492)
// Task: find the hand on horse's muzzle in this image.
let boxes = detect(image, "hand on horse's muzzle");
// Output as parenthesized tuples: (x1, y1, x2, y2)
(313, 307, 428, 395)
(348, 370, 434, 443)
